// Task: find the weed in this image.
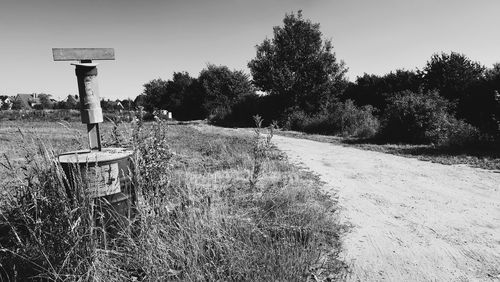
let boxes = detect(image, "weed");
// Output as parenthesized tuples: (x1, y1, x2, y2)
(249, 115, 274, 190)
(105, 116, 124, 147)
(0, 139, 97, 281)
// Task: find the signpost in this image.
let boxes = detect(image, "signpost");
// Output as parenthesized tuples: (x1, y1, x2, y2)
(52, 48, 115, 150)
(53, 48, 136, 242)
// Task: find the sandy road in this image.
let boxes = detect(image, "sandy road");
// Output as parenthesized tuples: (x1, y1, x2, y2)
(272, 135, 500, 282)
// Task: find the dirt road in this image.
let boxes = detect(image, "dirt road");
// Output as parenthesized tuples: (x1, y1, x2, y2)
(272, 135, 500, 282)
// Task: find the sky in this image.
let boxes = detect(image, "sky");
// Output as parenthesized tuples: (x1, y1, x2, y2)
(1, 0, 499, 101)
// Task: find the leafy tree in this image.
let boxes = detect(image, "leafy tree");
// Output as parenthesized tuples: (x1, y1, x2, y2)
(120, 99, 134, 111)
(165, 72, 193, 111)
(421, 52, 492, 131)
(101, 99, 120, 112)
(485, 63, 500, 91)
(248, 11, 347, 115)
(66, 95, 78, 109)
(38, 94, 53, 109)
(198, 64, 255, 122)
(165, 72, 204, 120)
(421, 52, 485, 101)
(12, 97, 29, 110)
(343, 69, 421, 112)
(141, 78, 169, 112)
(134, 94, 146, 109)
(140, 74, 204, 120)
(484, 63, 500, 137)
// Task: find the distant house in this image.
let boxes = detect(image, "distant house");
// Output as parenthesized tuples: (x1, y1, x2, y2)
(14, 93, 41, 109)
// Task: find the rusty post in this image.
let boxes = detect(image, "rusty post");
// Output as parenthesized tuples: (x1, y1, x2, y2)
(74, 61, 103, 150)
(52, 48, 115, 151)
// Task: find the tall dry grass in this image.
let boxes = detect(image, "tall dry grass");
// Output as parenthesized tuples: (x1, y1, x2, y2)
(0, 118, 347, 281)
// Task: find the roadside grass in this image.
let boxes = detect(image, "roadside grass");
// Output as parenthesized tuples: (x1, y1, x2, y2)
(0, 120, 347, 281)
(276, 130, 500, 171)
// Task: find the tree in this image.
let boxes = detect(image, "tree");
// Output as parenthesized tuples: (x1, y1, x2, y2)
(139, 73, 205, 120)
(141, 78, 169, 112)
(421, 52, 485, 101)
(66, 95, 78, 109)
(38, 94, 53, 109)
(120, 99, 134, 111)
(248, 11, 347, 115)
(342, 69, 421, 112)
(165, 72, 204, 120)
(484, 63, 500, 136)
(12, 97, 29, 110)
(134, 94, 146, 109)
(198, 64, 255, 122)
(101, 99, 119, 111)
(166, 72, 193, 110)
(421, 52, 490, 130)
(485, 63, 500, 91)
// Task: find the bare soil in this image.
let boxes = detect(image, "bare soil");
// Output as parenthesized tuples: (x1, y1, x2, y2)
(272, 135, 500, 282)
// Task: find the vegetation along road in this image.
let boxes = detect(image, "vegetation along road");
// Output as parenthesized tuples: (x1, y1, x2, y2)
(273, 134, 500, 281)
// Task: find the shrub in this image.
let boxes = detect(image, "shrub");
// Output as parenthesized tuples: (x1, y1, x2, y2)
(283, 100, 379, 138)
(380, 90, 450, 143)
(379, 90, 481, 146)
(211, 94, 260, 127)
(426, 116, 480, 147)
(332, 100, 380, 138)
(283, 109, 310, 132)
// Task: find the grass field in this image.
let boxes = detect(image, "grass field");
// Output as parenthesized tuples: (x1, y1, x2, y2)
(0, 121, 134, 190)
(0, 120, 347, 281)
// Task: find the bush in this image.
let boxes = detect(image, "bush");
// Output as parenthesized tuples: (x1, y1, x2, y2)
(211, 94, 260, 127)
(283, 109, 310, 132)
(426, 116, 480, 147)
(380, 90, 480, 146)
(284, 100, 380, 138)
(333, 100, 380, 138)
(380, 90, 448, 143)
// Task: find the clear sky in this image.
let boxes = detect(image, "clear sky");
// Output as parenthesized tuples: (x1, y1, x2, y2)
(1, 0, 499, 100)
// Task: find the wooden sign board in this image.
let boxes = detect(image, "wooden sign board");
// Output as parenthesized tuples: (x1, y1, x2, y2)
(52, 48, 115, 61)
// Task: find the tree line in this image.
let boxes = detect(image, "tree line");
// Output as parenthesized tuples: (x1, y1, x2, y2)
(137, 11, 499, 146)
